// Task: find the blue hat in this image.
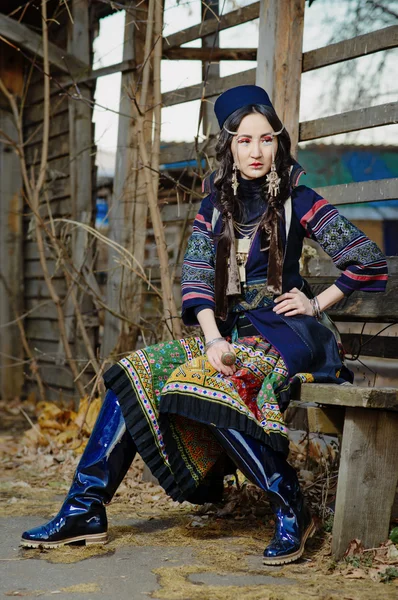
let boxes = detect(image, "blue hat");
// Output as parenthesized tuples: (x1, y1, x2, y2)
(214, 85, 274, 128)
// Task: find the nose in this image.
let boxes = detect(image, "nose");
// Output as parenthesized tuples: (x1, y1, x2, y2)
(250, 139, 262, 159)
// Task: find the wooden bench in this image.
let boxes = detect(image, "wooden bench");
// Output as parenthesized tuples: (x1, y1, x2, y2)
(290, 257, 398, 559)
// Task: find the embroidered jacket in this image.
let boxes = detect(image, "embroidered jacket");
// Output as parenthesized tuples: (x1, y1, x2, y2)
(181, 180, 388, 326)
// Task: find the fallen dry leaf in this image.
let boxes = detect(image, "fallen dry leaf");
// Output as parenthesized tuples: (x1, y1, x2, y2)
(344, 538, 365, 557)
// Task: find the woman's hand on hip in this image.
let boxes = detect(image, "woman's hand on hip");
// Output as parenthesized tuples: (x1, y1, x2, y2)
(206, 340, 237, 376)
(273, 287, 313, 317)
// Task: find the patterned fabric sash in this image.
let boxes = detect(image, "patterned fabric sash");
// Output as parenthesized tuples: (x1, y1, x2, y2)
(230, 282, 275, 312)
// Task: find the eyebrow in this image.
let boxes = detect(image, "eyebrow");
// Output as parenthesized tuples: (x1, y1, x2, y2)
(237, 132, 273, 137)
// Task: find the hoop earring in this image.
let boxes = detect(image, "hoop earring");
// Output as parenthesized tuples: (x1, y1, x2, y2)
(266, 146, 281, 197)
(232, 163, 239, 196)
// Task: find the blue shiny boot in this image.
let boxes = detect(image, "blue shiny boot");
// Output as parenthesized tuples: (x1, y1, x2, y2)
(211, 428, 315, 565)
(21, 390, 136, 548)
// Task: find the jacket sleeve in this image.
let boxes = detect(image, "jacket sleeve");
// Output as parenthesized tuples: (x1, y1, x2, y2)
(294, 185, 388, 296)
(181, 193, 216, 325)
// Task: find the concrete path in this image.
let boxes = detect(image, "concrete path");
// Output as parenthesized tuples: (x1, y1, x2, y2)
(0, 515, 295, 600)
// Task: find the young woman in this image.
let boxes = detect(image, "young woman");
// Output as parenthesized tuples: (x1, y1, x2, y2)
(21, 85, 388, 565)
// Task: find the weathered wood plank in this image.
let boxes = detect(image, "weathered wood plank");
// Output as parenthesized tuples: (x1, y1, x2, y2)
(159, 200, 201, 223)
(300, 102, 398, 141)
(25, 299, 58, 321)
(25, 278, 68, 299)
(311, 279, 398, 322)
(256, 0, 305, 151)
(31, 363, 77, 391)
(103, 8, 150, 355)
(32, 155, 70, 180)
(29, 339, 75, 358)
(0, 13, 90, 77)
(288, 403, 345, 435)
(162, 69, 255, 107)
(25, 381, 77, 403)
(152, 179, 398, 220)
(26, 318, 65, 342)
(299, 383, 398, 411)
(201, 0, 221, 139)
(0, 107, 24, 399)
(341, 333, 398, 360)
(163, 47, 257, 61)
(24, 95, 69, 127)
(306, 405, 345, 435)
(23, 196, 72, 221)
(160, 138, 217, 166)
(163, 2, 260, 49)
(24, 260, 61, 279)
(64, 0, 96, 367)
(24, 378, 78, 407)
(315, 178, 398, 206)
(25, 133, 69, 164)
(24, 242, 53, 262)
(24, 110, 70, 143)
(303, 25, 398, 73)
(332, 409, 398, 557)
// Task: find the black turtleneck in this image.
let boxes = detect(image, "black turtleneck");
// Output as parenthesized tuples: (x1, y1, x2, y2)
(237, 174, 268, 225)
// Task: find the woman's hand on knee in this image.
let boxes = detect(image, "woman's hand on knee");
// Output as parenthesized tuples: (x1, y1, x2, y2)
(206, 340, 237, 376)
(272, 288, 313, 317)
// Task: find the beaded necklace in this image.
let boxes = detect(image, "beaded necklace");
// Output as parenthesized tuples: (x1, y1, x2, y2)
(233, 219, 261, 283)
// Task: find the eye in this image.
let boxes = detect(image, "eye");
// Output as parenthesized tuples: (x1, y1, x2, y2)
(238, 138, 250, 145)
(261, 135, 273, 145)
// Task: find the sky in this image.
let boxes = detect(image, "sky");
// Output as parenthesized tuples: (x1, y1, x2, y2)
(92, 0, 398, 176)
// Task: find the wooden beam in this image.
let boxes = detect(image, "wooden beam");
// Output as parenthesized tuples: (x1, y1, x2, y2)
(300, 384, 398, 411)
(341, 333, 398, 360)
(315, 177, 398, 206)
(160, 137, 217, 164)
(303, 25, 398, 73)
(256, 0, 305, 152)
(59, 0, 96, 373)
(162, 68, 255, 107)
(103, 6, 150, 356)
(163, 2, 260, 49)
(300, 102, 398, 141)
(163, 47, 257, 61)
(0, 13, 89, 77)
(144, 176, 398, 213)
(308, 276, 398, 323)
(0, 107, 24, 400)
(201, 0, 220, 140)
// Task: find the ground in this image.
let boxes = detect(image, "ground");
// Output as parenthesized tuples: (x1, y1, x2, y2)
(1, 397, 397, 600)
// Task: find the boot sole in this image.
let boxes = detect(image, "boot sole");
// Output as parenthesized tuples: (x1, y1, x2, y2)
(20, 532, 108, 549)
(262, 519, 316, 566)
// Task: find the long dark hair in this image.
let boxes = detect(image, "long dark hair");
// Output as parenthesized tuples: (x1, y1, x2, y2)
(213, 104, 294, 246)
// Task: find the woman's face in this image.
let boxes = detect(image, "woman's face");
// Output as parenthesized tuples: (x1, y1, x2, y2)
(230, 112, 278, 180)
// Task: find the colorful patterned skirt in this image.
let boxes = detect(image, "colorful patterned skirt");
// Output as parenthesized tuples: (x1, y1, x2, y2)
(104, 335, 293, 503)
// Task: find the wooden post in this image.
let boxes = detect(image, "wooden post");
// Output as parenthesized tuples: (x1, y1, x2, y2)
(64, 0, 97, 378)
(102, 5, 151, 356)
(331, 408, 398, 558)
(256, 0, 305, 152)
(0, 107, 24, 400)
(201, 0, 220, 140)
(0, 45, 24, 400)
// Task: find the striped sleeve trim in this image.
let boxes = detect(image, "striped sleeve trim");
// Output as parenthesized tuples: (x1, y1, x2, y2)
(300, 197, 388, 295)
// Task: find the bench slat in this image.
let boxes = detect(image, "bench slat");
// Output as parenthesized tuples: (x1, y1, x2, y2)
(299, 384, 398, 411)
(307, 276, 398, 322)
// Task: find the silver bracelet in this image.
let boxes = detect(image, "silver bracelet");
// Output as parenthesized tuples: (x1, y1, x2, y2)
(310, 296, 322, 321)
(205, 337, 225, 351)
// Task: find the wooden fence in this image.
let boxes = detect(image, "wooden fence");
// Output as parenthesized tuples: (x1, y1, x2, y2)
(0, 0, 397, 401)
